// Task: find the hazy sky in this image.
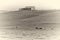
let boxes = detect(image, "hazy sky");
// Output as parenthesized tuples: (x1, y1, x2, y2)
(0, 0, 60, 11)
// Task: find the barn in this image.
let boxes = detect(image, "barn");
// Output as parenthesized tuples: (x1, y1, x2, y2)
(19, 6, 35, 11)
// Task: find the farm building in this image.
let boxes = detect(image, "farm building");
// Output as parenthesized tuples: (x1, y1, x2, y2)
(19, 6, 35, 11)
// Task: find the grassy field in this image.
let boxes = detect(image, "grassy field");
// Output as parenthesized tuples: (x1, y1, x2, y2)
(0, 10, 60, 40)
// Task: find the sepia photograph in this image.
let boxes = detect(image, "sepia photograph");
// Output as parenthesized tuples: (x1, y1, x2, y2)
(0, 0, 60, 40)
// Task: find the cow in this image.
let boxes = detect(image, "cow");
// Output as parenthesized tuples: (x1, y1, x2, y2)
(35, 27, 42, 29)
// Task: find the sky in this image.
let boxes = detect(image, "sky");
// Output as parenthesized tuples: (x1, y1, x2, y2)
(0, 0, 60, 11)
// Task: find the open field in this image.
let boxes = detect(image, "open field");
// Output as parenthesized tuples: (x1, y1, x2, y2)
(0, 10, 60, 40)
